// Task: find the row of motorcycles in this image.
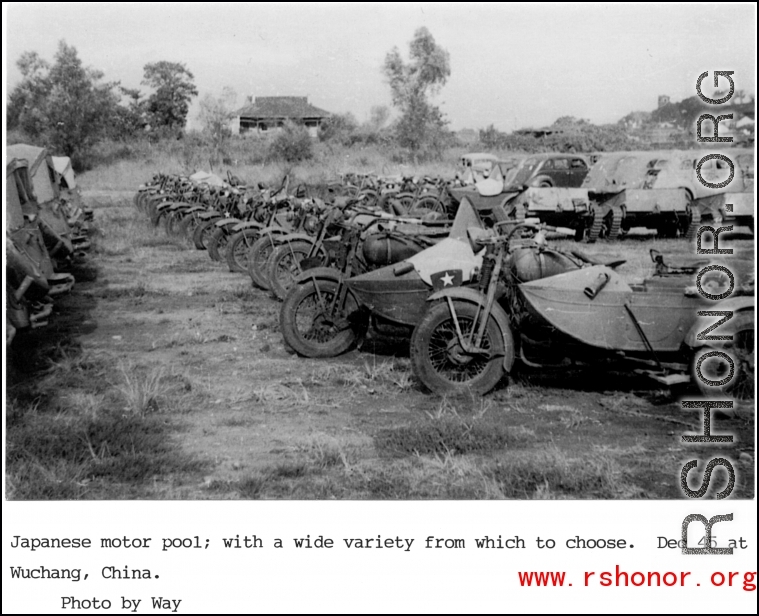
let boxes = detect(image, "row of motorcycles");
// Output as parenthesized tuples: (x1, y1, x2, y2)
(135, 170, 754, 401)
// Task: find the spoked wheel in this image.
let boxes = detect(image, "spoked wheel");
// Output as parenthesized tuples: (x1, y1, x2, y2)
(206, 227, 230, 261)
(247, 235, 279, 289)
(225, 229, 260, 273)
(178, 214, 200, 242)
(267, 240, 323, 301)
(279, 279, 361, 358)
(691, 312, 755, 403)
(359, 188, 379, 208)
(163, 210, 182, 236)
(410, 195, 446, 218)
(193, 220, 218, 250)
(410, 301, 506, 395)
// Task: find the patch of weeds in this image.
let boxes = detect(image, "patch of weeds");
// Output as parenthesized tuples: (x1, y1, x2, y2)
(137, 235, 186, 250)
(115, 361, 171, 415)
(253, 383, 309, 405)
(96, 282, 165, 300)
(235, 474, 270, 499)
(173, 261, 217, 274)
(296, 435, 351, 470)
(339, 358, 415, 393)
(374, 397, 534, 456)
(217, 415, 253, 428)
(484, 446, 626, 499)
(271, 460, 311, 479)
(100, 246, 131, 257)
(151, 330, 209, 350)
(6, 397, 204, 499)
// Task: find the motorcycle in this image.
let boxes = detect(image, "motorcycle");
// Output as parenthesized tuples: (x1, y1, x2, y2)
(409, 222, 754, 398)
(278, 198, 515, 358)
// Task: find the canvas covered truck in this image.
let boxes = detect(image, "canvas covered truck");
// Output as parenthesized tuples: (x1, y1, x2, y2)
(7, 144, 91, 256)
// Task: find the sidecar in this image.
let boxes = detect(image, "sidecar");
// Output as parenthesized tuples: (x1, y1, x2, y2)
(345, 197, 486, 326)
(517, 262, 754, 397)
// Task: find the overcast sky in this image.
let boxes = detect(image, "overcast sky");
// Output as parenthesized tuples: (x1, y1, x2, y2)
(4, 2, 757, 131)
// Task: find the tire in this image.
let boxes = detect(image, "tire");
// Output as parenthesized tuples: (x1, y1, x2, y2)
(533, 176, 553, 188)
(149, 200, 171, 226)
(165, 208, 189, 236)
(279, 278, 360, 358)
(193, 220, 218, 250)
(411, 195, 446, 217)
(247, 235, 279, 289)
(135, 191, 148, 212)
(267, 240, 323, 301)
(360, 188, 379, 208)
(178, 214, 199, 242)
(410, 301, 506, 395)
(225, 229, 260, 273)
(207, 227, 229, 261)
(691, 312, 754, 403)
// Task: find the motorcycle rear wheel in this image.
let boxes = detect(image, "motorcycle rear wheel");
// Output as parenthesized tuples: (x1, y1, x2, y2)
(267, 240, 323, 301)
(280, 279, 360, 358)
(207, 227, 229, 261)
(192, 220, 217, 250)
(247, 235, 279, 289)
(225, 229, 260, 273)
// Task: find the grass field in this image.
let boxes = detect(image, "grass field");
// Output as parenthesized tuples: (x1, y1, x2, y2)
(6, 165, 755, 500)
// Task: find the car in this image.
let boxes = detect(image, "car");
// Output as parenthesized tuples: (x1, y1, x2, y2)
(507, 153, 590, 189)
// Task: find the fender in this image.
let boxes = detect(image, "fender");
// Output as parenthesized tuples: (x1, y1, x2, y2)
(258, 225, 289, 237)
(166, 202, 194, 212)
(427, 287, 515, 371)
(686, 298, 754, 348)
(181, 205, 207, 214)
(214, 217, 241, 229)
(275, 232, 315, 244)
(198, 210, 221, 220)
(157, 201, 181, 212)
(293, 266, 344, 286)
(232, 220, 264, 232)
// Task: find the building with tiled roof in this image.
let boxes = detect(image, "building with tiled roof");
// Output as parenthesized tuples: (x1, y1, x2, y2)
(233, 96, 331, 137)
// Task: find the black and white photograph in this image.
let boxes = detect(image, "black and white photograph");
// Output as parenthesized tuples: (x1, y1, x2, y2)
(5, 3, 755, 503)
(4, 3, 757, 613)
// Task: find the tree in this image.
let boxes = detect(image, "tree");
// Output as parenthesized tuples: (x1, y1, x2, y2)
(198, 87, 237, 154)
(142, 61, 198, 135)
(8, 41, 120, 160)
(107, 86, 149, 141)
(382, 27, 451, 159)
(368, 105, 390, 130)
(268, 121, 313, 163)
(318, 112, 358, 144)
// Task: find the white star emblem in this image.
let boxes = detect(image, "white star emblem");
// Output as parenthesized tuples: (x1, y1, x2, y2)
(441, 272, 454, 286)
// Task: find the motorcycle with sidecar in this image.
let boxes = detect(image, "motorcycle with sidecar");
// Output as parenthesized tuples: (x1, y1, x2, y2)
(408, 222, 754, 398)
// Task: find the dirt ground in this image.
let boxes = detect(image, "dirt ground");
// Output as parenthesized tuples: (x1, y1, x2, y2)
(6, 193, 755, 500)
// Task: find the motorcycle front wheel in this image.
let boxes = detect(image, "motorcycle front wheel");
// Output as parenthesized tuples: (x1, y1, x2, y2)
(411, 301, 505, 395)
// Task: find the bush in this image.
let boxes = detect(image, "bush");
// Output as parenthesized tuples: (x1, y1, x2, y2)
(267, 121, 313, 162)
(318, 112, 358, 145)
